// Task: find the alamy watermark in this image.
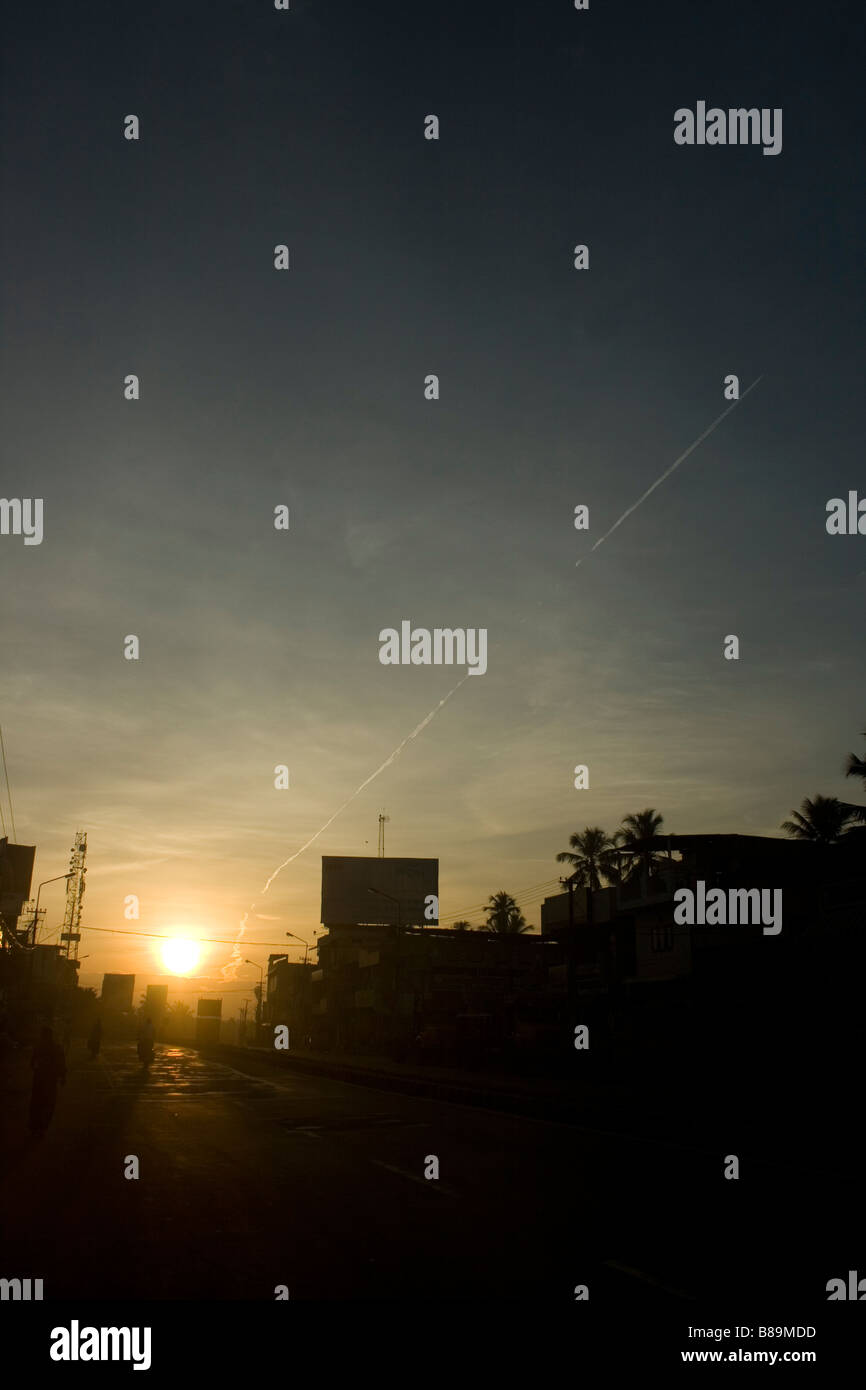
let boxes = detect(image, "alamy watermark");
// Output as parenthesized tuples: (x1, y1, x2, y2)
(379, 622, 487, 676)
(0, 498, 43, 545)
(1, 1277, 43, 1300)
(826, 491, 865, 535)
(674, 881, 782, 935)
(50, 1321, 151, 1371)
(674, 103, 782, 156)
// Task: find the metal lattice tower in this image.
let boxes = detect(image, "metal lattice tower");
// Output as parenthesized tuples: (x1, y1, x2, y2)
(60, 830, 87, 961)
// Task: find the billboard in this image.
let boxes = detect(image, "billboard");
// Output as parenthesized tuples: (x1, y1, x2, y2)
(321, 856, 439, 927)
(196, 999, 221, 1046)
(102, 973, 135, 1012)
(0, 840, 36, 928)
(145, 984, 168, 1018)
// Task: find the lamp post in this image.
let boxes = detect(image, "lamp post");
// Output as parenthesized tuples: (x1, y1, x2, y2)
(285, 931, 312, 964)
(30, 873, 75, 946)
(244, 959, 264, 1033)
(283, 934, 315, 1049)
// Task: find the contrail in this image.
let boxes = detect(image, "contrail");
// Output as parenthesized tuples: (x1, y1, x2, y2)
(222, 673, 471, 978)
(575, 377, 763, 567)
(261, 673, 471, 892)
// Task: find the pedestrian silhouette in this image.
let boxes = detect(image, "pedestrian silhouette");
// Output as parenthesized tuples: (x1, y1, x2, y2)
(87, 1018, 102, 1059)
(29, 1025, 66, 1137)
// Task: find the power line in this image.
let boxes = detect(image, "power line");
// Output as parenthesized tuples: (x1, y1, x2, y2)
(76, 924, 311, 949)
(439, 876, 562, 923)
(440, 886, 553, 922)
(62, 876, 566, 954)
(67, 892, 561, 945)
(0, 725, 16, 840)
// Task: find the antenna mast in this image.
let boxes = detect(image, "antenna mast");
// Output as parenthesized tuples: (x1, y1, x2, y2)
(377, 812, 390, 858)
(60, 830, 87, 962)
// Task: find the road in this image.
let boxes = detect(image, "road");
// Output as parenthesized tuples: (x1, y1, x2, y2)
(0, 1042, 857, 1302)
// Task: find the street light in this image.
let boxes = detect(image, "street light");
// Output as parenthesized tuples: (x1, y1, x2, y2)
(30, 873, 75, 945)
(285, 931, 312, 964)
(244, 960, 264, 1029)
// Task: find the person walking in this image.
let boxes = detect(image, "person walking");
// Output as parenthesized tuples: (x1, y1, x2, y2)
(87, 1017, 102, 1059)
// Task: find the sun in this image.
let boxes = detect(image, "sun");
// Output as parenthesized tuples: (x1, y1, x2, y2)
(161, 938, 200, 976)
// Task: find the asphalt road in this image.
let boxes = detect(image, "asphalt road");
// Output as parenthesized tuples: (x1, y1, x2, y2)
(0, 1042, 857, 1302)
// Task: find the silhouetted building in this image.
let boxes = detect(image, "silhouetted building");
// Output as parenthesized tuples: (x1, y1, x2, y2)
(541, 832, 865, 1068)
(311, 923, 561, 1057)
(265, 954, 313, 1041)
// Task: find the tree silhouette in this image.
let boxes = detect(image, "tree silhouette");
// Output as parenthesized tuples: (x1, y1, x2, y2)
(844, 729, 866, 825)
(484, 891, 529, 934)
(556, 827, 618, 889)
(845, 729, 866, 786)
(781, 794, 855, 845)
(614, 808, 665, 883)
(451, 920, 473, 932)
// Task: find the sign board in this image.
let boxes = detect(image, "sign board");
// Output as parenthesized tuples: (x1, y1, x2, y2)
(101, 974, 135, 1012)
(0, 840, 35, 927)
(321, 856, 439, 927)
(145, 984, 168, 1016)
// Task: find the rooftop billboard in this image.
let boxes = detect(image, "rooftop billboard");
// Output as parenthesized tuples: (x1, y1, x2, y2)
(144, 984, 168, 1017)
(101, 974, 135, 1012)
(0, 839, 35, 928)
(321, 856, 439, 928)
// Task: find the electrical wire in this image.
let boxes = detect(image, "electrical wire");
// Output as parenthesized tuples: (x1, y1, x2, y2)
(0, 728, 16, 834)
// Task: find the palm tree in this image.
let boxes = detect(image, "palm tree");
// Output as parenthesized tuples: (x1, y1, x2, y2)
(451, 920, 473, 932)
(614, 808, 665, 884)
(844, 730, 866, 826)
(164, 999, 193, 1040)
(484, 891, 529, 934)
(781, 794, 855, 845)
(845, 729, 866, 786)
(556, 827, 618, 889)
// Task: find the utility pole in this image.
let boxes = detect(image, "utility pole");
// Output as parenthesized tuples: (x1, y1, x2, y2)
(560, 874, 575, 931)
(286, 931, 311, 964)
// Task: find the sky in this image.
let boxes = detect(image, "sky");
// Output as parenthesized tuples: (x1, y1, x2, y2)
(1, 0, 863, 1002)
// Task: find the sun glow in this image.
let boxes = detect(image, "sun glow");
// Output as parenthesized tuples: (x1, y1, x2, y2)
(161, 938, 201, 976)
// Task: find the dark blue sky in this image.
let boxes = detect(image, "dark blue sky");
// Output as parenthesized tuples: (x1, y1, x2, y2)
(1, 0, 863, 991)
